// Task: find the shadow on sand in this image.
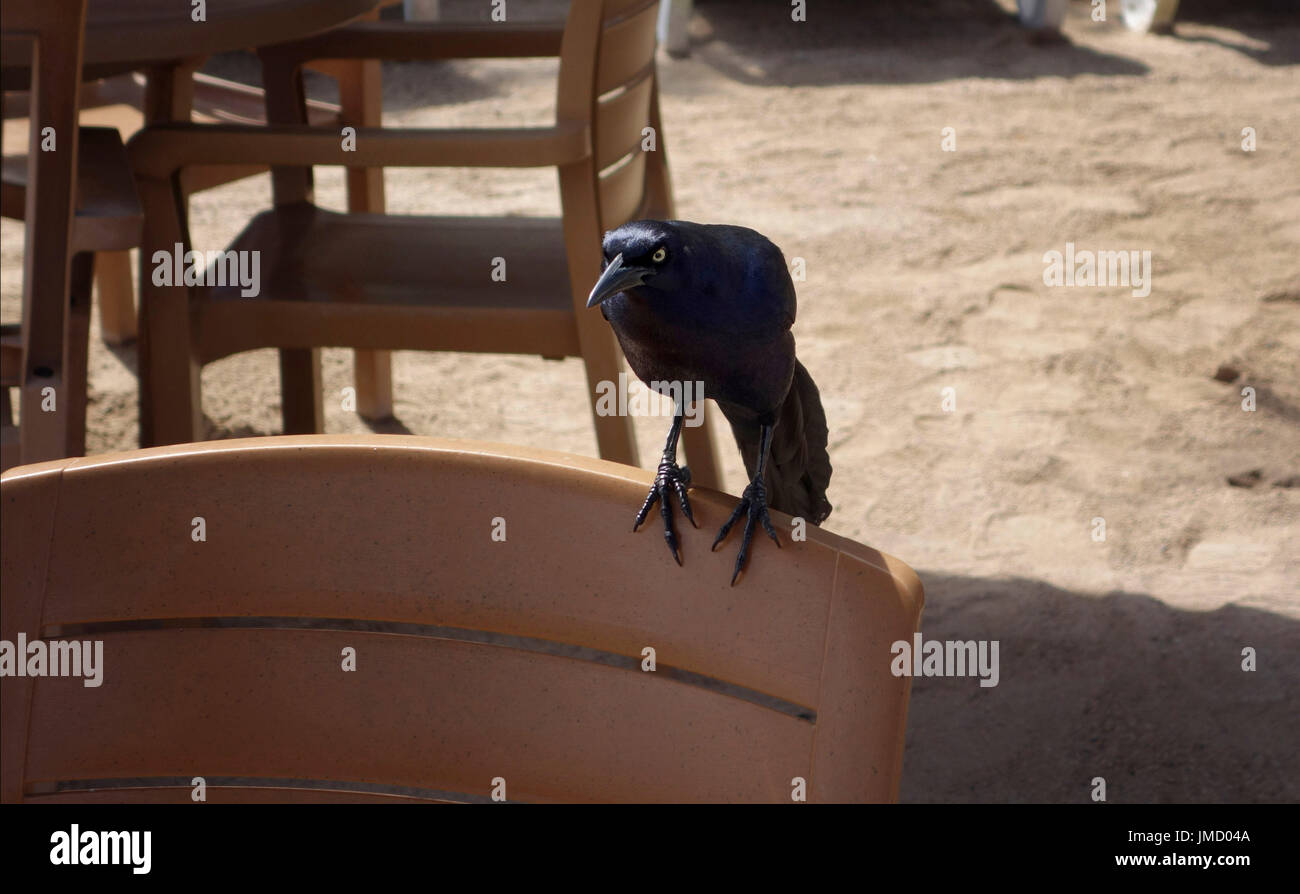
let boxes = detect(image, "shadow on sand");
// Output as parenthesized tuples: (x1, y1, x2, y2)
(901, 570, 1298, 802)
(687, 0, 1150, 86)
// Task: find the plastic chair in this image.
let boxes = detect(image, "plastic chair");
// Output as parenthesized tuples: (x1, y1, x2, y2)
(127, 0, 722, 486)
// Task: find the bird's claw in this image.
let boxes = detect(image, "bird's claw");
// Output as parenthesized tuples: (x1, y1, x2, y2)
(711, 476, 781, 585)
(633, 457, 697, 565)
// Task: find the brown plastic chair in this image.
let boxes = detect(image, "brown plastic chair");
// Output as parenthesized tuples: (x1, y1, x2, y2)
(2, 74, 149, 347)
(128, 0, 722, 486)
(1, 1, 385, 349)
(1, 72, 339, 354)
(0, 0, 143, 471)
(1, 72, 254, 351)
(0, 434, 923, 803)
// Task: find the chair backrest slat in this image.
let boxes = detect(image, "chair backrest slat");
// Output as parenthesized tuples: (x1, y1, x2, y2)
(594, 68, 654, 170)
(595, 0, 661, 95)
(23, 627, 814, 803)
(598, 148, 647, 227)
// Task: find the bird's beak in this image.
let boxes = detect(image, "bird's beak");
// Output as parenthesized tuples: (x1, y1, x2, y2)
(586, 253, 650, 308)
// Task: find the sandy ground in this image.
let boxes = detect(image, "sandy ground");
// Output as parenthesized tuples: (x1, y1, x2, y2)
(2, 0, 1297, 802)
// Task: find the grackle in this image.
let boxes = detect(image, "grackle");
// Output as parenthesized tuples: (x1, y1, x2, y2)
(586, 220, 832, 585)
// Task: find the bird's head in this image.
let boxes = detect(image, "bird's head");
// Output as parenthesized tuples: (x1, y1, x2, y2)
(586, 219, 796, 335)
(586, 220, 690, 308)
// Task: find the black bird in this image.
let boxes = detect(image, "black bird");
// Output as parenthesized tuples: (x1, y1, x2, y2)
(586, 219, 833, 585)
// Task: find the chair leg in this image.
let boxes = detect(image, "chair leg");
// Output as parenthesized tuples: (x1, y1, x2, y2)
(580, 333, 638, 466)
(139, 276, 203, 447)
(280, 348, 324, 434)
(0, 387, 17, 472)
(558, 162, 639, 466)
(135, 177, 203, 448)
(15, 246, 83, 465)
(63, 252, 94, 457)
(662, 0, 693, 57)
(17, 278, 66, 466)
(15, 259, 75, 464)
(94, 250, 136, 345)
(353, 350, 393, 421)
(17, 379, 65, 464)
(328, 54, 394, 421)
(259, 54, 334, 433)
(680, 402, 722, 491)
(15, 5, 80, 465)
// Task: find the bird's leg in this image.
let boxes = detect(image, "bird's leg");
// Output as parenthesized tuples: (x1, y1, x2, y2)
(633, 400, 698, 565)
(711, 423, 781, 586)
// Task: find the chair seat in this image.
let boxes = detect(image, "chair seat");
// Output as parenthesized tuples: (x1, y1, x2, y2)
(193, 202, 582, 363)
(1, 126, 142, 253)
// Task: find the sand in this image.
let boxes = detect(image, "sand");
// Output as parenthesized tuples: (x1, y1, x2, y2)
(2, 0, 1296, 801)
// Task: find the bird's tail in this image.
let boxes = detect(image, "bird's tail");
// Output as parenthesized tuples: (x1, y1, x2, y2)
(732, 360, 833, 524)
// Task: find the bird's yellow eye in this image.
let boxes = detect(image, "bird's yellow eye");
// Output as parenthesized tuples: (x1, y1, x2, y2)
(652, 247, 667, 263)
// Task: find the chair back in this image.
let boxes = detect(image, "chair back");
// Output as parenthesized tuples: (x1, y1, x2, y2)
(1, 436, 924, 803)
(558, 0, 664, 230)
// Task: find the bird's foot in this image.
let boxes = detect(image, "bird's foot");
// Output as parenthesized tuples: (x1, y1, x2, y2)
(711, 476, 780, 586)
(633, 456, 698, 566)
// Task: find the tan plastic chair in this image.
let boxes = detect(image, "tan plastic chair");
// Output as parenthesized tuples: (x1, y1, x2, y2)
(3, 1, 392, 344)
(0, 0, 143, 471)
(128, 0, 722, 487)
(0, 69, 317, 351)
(2, 75, 149, 348)
(0, 435, 923, 803)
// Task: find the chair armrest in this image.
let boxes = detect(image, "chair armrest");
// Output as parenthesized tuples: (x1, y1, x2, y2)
(192, 74, 341, 127)
(127, 121, 590, 178)
(260, 21, 566, 66)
